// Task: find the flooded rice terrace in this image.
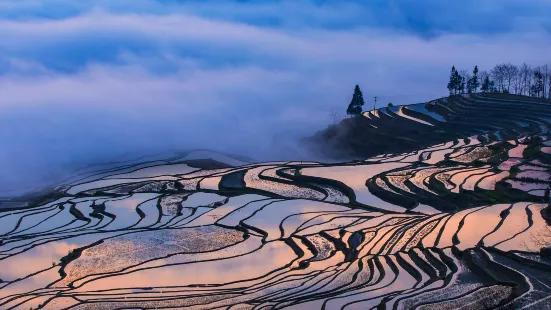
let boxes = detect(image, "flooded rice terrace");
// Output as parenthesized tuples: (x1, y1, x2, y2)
(2, 132, 551, 309)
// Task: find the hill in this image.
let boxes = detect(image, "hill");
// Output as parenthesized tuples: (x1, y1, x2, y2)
(4, 93, 551, 309)
(305, 93, 551, 159)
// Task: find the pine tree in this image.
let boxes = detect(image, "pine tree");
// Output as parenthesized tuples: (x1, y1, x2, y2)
(346, 85, 365, 116)
(454, 71, 465, 94)
(472, 65, 480, 92)
(447, 66, 457, 95)
(466, 74, 475, 94)
(481, 76, 490, 93)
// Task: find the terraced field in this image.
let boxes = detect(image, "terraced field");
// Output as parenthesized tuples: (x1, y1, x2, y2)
(2, 94, 551, 309)
(307, 93, 551, 159)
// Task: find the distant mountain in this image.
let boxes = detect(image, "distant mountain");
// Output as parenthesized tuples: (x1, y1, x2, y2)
(305, 93, 551, 159)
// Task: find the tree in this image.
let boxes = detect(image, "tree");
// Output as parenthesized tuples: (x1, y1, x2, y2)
(328, 107, 341, 125)
(532, 69, 544, 98)
(466, 73, 475, 94)
(481, 75, 491, 93)
(447, 66, 457, 95)
(457, 70, 467, 94)
(546, 65, 551, 99)
(480, 71, 496, 93)
(490, 63, 517, 93)
(471, 65, 480, 92)
(491, 64, 506, 92)
(448, 68, 464, 95)
(549, 69, 551, 99)
(512, 70, 522, 94)
(502, 63, 519, 93)
(489, 79, 496, 92)
(479, 71, 490, 93)
(464, 74, 473, 94)
(542, 65, 550, 99)
(346, 85, 365, 116)
(446, 62, 551, 97)
(387, 102, 394, 107)
(520, 63, 532, 96)
(467, 66, 480, 93)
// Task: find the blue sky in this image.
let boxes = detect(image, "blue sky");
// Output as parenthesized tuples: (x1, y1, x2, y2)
(1, 0, 550, 194)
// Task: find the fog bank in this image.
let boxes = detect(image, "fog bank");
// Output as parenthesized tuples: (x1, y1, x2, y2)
(1, 1, 550, 196)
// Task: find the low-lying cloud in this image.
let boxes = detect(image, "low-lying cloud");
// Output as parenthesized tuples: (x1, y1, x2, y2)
(1, 1, 550, 196)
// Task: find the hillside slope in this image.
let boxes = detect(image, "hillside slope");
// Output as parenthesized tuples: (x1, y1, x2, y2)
(305, 93, 551, 159)
(4, 92, 551, 309)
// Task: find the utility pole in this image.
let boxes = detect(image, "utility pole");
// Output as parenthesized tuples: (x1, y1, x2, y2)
(373, 96, 378, 111)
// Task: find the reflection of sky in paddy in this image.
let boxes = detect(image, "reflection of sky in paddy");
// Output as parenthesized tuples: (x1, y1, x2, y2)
(244, 199, 348, 241)
(301, 164, 408, 213)
(3, 130, 551, 309)
(73, 239, 295, 291)
(0, 231, 121, 299)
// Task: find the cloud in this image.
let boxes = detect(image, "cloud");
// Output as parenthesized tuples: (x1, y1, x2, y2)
(0, 1, 550, 196)
(2, 0, 550, 36)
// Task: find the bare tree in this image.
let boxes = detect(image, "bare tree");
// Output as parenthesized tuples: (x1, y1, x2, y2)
(491, 64, 506, 93)
(328, 107, 342, 125)
(518, 64, 526, 95)
(542, 65, 550, 99)
(502, 63, 519, 93)
(520, 63, 532, 96)
(512, 69, 522, 95)
(548, 65, 551, 99)
(447, 63, 551, 98)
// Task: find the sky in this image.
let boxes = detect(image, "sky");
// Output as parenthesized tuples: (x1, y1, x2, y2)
(1, 0, 551, 195)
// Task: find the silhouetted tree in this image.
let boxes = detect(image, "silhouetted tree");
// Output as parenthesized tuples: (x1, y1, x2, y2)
(447, 66, 457, 95)
(467, 78, 475, 93)
(532, 70, 544, 98)
(544, 65, 551, 99)
(449, 69, 463, 95)
(328, 107, 341, 125)
(491, 64, 506, 92)
(387, 102, 393, 107)
(457, 70, 467, 94)
(473, 66, 480, 90)
(542, 65, 550, 99)
(467, 65, 480, 93)
(519, 63, 530, 96)
(447, 63, 551, 98)
(503, 63, 519, 93)
(481, 75, 491, 93)
(346, 85, 365, 116)
(465, 73, 475, 94)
